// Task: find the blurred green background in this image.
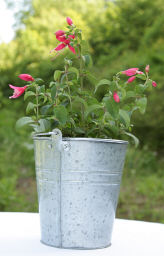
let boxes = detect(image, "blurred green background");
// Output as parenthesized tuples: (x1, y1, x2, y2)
(0, 0, 164, 223)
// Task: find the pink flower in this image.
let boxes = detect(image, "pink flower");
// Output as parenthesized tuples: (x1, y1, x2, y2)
(145, 65, 150, 73)
(136, 71, 144, 75)
(18, 74, 34, 81)
(52, 30, 76, 54)
(55, 30, 65, 37)
(9, 84, 27, 99)
(152, 81, 157, 87)
(66, 17, 73, 26)
(122, 68, 139, 76)
(113, 92, 120, 103)
(127, 76, 136, 83)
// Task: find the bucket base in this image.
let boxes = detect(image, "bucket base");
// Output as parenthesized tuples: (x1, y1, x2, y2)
(40, 240, 111, 250)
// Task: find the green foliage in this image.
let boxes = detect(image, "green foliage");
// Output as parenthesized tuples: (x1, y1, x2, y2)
(136, 97, 147, 114)
(95, 79, 111, 93)
(117, 147, 164, 223)
(16, 117, 34, 129)
(54, 106, 68, 125)
(7, 17, 155, 147)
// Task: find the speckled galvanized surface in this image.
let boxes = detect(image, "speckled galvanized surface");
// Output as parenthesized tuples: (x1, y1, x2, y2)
(33, 129, 128, 249)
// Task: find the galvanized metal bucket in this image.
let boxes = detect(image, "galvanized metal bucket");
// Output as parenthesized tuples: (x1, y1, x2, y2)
(33, 129, 128, 249)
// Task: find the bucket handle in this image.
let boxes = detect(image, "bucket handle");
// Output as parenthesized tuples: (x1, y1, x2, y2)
(51, 128, 71, 152)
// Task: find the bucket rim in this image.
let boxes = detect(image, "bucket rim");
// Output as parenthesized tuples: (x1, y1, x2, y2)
(33, 132, 128, 145)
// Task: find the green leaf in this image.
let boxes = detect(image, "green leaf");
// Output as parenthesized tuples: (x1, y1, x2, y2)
(123, 132, 139, 147)
(126, 91, 136, 98)
(104, 123, 119, 136)
(136, 73, 146, 80)
(85, 104, 103, 118)
(16, 117, 34, 129)
(39, 85, 45, 93)
(119, 109, 130, 128)
(147, 79, 153, 87)
(51, 85, 57, 100)
(105, 99, 119, 119)
(40, 105, 52, 115)
(74, 127, 85, 134)
(54, 105, 68, 125)
(70, 117, 76, 127)
(49, 81, 56, 88)
(54, 70, 62, 81)
(82, 54, 93, 68)
(86, 71, 97, 84)
(95, 79, 111, 93)
(64, 58, 72, 66)
(24, 91, 35, 101)
(34, 78, 44, 84)
(136, 97, 147, 114)
(26, 102, 36, 114)
(38, 119, 51, 132)
(135, 84, 147, 94)
(120, 88, 126, 99)
(68, 67, 79, 79)
(73, 96, 88, 109)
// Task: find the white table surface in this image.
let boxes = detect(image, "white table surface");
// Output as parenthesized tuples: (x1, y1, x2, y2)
(0, 212, 164, 256)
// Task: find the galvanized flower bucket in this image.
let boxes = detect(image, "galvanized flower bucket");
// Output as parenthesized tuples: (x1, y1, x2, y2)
(33, 129, 128, 249)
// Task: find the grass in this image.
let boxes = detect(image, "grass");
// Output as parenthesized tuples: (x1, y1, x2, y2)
(117, 147, 164, 223)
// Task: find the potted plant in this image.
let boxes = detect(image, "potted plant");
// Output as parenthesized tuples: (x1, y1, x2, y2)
(9, 17, 157, 249)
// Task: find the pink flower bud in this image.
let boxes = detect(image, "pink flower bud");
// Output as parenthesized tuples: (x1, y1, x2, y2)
(55, 30, 65, 37)
(127, 76, 136, 83)
(152, 81, 157, 87)
(113, 92, 120, 103)
(66, 17, 73, 26)
(122, 68, 139, 76)
(145, 65, 150, 73)
(136, 71, 144, 75)
(18, 74, 34, 81)
(9, 84, 27, 99)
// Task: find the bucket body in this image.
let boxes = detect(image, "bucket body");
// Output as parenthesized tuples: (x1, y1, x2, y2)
(33, 129, 128, 249)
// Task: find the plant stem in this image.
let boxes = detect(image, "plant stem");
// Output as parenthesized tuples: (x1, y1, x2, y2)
(78, 46, 84, 90)
(35, 84, 39, 122)
(80, 57, 83, 90)
(65, 65, 73, 135)
(144, 72, 149, 86)
(77, 45, 85, 125)
(65, 65, 72, 109)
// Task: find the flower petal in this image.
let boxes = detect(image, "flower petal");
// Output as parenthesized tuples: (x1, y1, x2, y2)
(9, 85, 27, 99)
(68, 34, 75, 39)
(68, 44, 76, 54)
(127, 76, 136, 83)
(55, 43, 66, 51)
(152, 81, 157, 87)
(55, 30, 65, 37)
(113, 91, 120, 103)
(66, 17, 73, 26)
(9, 84, 17, 89)
(145, 65, 150, 73)
(56, 35, 67, 42)
(136, 71, 144, 75)
(18, 74, 34, 81)
(122, 68, 139, 76)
